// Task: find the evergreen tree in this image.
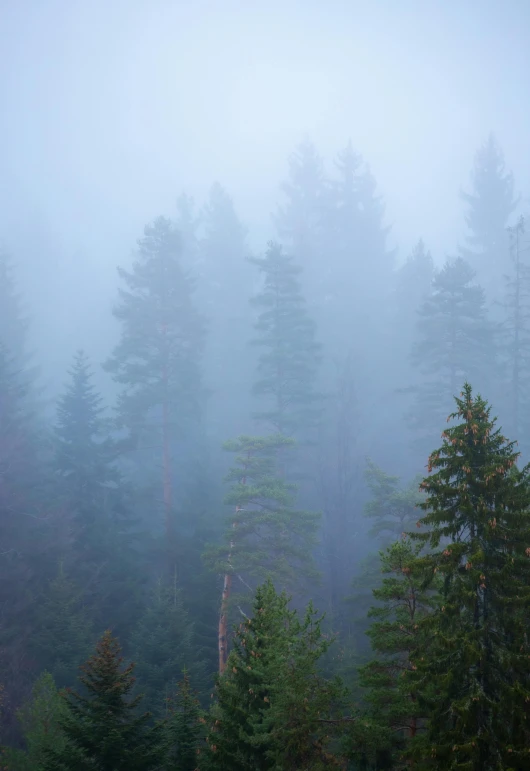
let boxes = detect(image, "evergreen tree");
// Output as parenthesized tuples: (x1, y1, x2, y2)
(274, 137, 327, 301)
(41, 631, 164, 771)
(0, 249, 30, 368)
(499, 216, 530, 454)
(250, 241, 321, 438)
(32, 565, 93, 689)
(408, 257, 492, 458)
(175, 193, 201, 273)
(405, 384, 530, 769)
(461, 133, 519, 305)
(392, 239, 434, 351)
(353, 539, 435, 769)
(206, 580, 345, 770)
(103, 217, 205, 566)
(364, 460, 424, 542)
(131, 579, 204, 717)
(55, 350, 142, 637)
(204, 435, 319, 674)
(164, 669, 205, 771)
(2, 672, 70, 771)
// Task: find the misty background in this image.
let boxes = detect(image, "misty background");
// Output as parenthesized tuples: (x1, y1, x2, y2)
(2, 0, 530, 394)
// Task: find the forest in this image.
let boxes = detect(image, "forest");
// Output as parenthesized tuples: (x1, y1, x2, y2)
(1, 126, 530, 770)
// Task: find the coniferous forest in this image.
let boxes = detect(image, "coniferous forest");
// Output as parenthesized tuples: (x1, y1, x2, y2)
(1, 3, 530, 769)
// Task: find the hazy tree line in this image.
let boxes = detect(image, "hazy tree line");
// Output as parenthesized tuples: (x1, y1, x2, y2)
(0, 132, 529, 769)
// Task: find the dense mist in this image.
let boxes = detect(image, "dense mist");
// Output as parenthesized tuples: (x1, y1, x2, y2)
(1, 2, 530, 768)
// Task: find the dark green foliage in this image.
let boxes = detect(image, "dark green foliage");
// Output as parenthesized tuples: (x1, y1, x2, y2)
(204, 434, 320, 596)
(405, 384, 530, 769)
(353, 540, 435, 769)
(206, 580, 346, 770)
(32, 565, 93, 690)
(250, 241, 321, 437)
(41, 631, 164, 771)
(409, 258, 492, 456)
(164, 669, 205, 771)
(131, 579, 204, 717)
(1, 672, 70, 770)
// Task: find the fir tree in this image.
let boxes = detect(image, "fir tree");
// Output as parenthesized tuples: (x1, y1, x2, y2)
(206, 580, 345, 770)
(408, 257, 492, 458)
(131, 579, 204, 717)
(32, 565, 93, 690)
(250, 241, 321, 438)
(405, 384, 530, 769)
(461, 133, 519, 305)
(164, 669, 205, 771)
(204, 435, 319, 674)
(41, 631, 164, 771)
(103, 216, 205, 565)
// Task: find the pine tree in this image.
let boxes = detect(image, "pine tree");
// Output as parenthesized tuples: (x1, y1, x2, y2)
(408, 257, 492, 458)
(165, 669, 205, 771)
(364, 460, 424, 542)
(131, 579, 204, 717)
(55, 350, 142, 637)
(41, 631, 164, 771)
(32, 565, 93, 689)
(206, 580, 345, 770)
(204, 435, 320, 674)
(405, 384, 530, 769)
(461, 133, 519, 305)
(103, 216, 205, 565)
(499, 216, 530, 455)
(353, 539, 435, 769)
(2, 672, 71, 771)
(250, 241, 321, 438)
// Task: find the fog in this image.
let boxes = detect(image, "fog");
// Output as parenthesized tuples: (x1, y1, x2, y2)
(2, 0, 530, 386)
(1, 1, 530, 764)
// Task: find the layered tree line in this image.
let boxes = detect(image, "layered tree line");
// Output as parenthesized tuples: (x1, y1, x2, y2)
(0, 132, 529, 769)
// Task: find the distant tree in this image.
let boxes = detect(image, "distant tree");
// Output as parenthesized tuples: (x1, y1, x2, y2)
(174, 193, 201, 273)
(55, 350, 142, 637)
(274, 137, 327, 300)
(204, 435, 319, 674)
(205, 580, 346, 770)
(499, 216, 530, 453)
(164, 669, 205, 771)
(103, 217, 206, 569)
(0, 249, 33, 378)
(131, 579, 204, 717)
(41, 631, 164, 771)
(405, 384, 530, 768)
(364, 460, 424, 543)
(461, 133, 519, 305)
(408, 257, 492, 457)
(32, 565, 93, 690)
(250, 241, 322, 439)
(392, 239, 434, 349)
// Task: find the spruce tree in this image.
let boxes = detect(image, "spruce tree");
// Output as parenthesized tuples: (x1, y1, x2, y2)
(103, 216, 205, 565)
(204, 435, 319, 673)
(461, 133, 519, 305)
(408, 257, 492, 458)
(32, 565, 93, 689)
(206, 580, 345, 770)
(353, 539, 435, 769)
(405, 384, 530, 769)
(164, 669, 205, 771)
(41, 631, 164, 771)
(55, 350, 142, 637)
(250, 241, 321, 438)
(2, 672, 71, 771)
(131, 579, 204, 717)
